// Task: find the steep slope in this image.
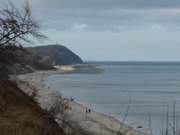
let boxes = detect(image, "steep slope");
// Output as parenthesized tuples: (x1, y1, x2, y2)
(0, 80, 65, 135)
(28, 45, 83, 65)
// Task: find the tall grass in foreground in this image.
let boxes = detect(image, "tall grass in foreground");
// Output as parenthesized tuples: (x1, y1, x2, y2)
(160, 102, 180, 135)
(143, 101, 180, 135)
(116, 100, 180, 135)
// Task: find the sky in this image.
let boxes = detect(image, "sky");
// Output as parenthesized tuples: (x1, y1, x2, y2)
(1, 0, 180, 61)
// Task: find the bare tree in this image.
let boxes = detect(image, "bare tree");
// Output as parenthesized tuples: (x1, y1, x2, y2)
(0, 1, 46, 79)
(0, 1, 46, 47)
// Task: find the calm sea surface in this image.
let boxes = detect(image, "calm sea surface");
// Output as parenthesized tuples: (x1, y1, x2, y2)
(46, 62, 180, 134)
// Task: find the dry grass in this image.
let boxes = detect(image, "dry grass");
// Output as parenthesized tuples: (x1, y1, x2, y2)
(0, 80, 65, 135)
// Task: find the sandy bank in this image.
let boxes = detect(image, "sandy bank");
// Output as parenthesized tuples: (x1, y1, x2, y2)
(0, 80, 65, 135)
(11, 66, 148, 135)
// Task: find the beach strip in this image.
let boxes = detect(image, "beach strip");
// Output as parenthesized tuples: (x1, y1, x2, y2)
(11, 66, 148, 135)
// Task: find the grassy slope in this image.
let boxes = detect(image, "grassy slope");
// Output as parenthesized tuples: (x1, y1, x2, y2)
(0, 80, 65, 135)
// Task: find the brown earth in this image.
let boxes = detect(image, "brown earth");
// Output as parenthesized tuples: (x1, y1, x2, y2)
(0, 80, 65, 135)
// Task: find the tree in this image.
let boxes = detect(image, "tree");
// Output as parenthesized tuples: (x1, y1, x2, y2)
(0, 2, 46, 79)
(0, 2, 46, 47)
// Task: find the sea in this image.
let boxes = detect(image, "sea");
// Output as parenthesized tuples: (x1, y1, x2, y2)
(46, 62, 180, 135)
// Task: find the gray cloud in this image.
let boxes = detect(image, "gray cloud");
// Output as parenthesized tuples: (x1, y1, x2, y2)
(1, 0, 180, 32)
(29, 0, 180, 9)
(1, 0, 180, 61)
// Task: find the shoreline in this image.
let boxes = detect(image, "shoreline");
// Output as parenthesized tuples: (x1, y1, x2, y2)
(11, 65, 147, 135)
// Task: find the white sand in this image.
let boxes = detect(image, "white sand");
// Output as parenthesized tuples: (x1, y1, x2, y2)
(11, 66, 148, 135)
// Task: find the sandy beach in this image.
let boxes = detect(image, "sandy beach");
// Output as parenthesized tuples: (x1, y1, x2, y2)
(11, 66, 148, 135)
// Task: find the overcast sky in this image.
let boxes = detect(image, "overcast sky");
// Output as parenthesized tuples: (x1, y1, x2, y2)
(1, 0, 180, 61)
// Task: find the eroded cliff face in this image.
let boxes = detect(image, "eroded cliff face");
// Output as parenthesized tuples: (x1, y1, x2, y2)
(0, 80, 65, 135)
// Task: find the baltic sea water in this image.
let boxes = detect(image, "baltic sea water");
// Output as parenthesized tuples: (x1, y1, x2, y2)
(46, 62, 180, 134)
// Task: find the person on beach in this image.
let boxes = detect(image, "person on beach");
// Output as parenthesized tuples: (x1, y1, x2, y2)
(88, 109, 91, 113)
(85, 108, 91, 113)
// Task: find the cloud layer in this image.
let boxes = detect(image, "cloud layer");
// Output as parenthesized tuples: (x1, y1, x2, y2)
(0, 0, 178, 32)
(1, 0, 180, 61)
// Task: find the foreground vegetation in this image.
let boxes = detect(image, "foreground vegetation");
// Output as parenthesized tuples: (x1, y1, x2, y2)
(0, 2, 66, 135)
(0, 80, 66, 135)
(0, 2, 88, 135)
